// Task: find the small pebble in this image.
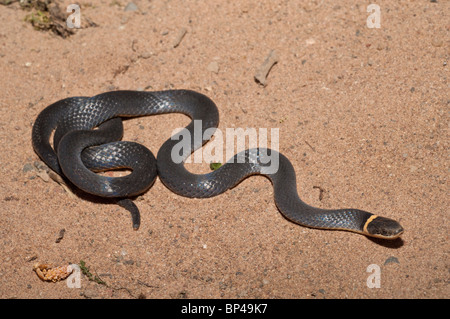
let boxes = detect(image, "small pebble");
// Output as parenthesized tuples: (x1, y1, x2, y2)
(207, 61, 219, 74)
(140, 52, 153, 59)
(431, 38, 443, 47)
(36, 170, 49, 182)
(23, 163, 34, 173)
(124, 2, 138, 12)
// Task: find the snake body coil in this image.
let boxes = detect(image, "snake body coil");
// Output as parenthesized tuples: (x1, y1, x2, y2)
(32, 90, 404, 239)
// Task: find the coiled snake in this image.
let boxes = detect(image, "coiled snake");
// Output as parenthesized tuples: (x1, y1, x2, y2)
(32, 90, 404, 239)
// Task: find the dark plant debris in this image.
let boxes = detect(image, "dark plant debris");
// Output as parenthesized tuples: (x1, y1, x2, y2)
(2, 0, 96, 38)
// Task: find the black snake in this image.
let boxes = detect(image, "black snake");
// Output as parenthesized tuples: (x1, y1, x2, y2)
(32, 90, 404, 239)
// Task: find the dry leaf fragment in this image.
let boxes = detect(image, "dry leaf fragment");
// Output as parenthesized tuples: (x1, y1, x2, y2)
(33, 263, 73, 282)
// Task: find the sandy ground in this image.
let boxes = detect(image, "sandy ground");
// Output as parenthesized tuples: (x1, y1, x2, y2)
(0, 0, 448, 299)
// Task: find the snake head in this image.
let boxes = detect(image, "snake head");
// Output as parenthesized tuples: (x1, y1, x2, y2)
(365, 216, 404, 239)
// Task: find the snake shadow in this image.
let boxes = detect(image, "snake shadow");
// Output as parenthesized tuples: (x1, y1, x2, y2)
(62, 178, 140, 210)
(64, 176, 406, 248)
(366, 236, 405, 248)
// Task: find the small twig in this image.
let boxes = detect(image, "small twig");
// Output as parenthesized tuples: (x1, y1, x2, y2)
(254, 50, 278, 86)
(131, 39, 138, 52)
(48, 171, 77, 198)
(304, 140, 316, 152)
(137, 280, 160, 289)
(55, 228, 65, 243)
(172, 27, 187, 48)
(312, 186, 325, 201)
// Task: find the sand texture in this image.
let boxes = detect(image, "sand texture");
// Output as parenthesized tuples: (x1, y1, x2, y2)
(0, 0, 448, 298)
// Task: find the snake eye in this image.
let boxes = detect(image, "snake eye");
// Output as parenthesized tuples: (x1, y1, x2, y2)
(366, 216, 404, 239)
